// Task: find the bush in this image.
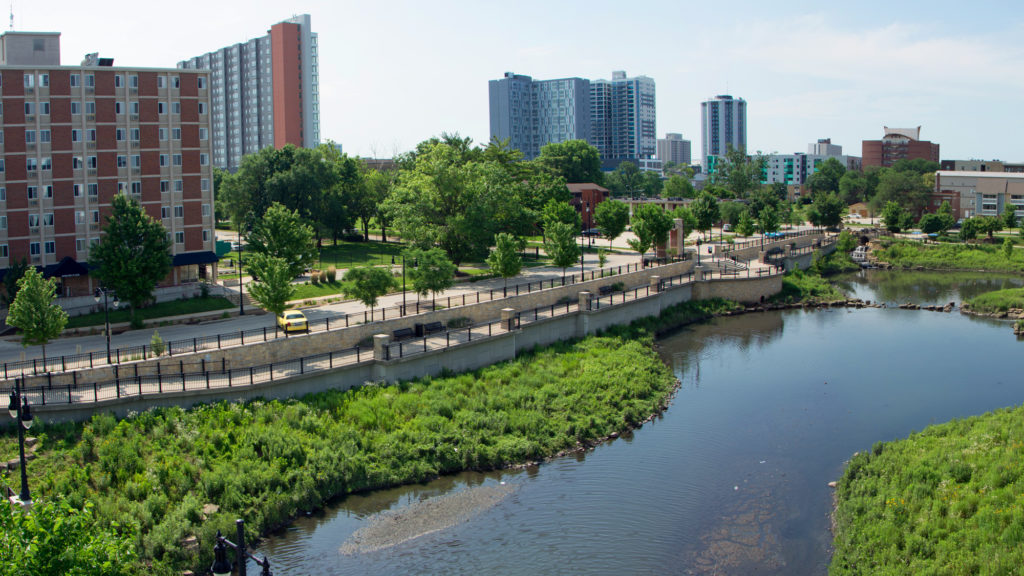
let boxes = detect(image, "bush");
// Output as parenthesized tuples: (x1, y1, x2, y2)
(150, 330, 165, 357)
(326, 266, 337, 283)
(310, 271, 320, 286)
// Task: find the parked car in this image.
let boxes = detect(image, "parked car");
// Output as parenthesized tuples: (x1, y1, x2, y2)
(277, 310, 308, 333)
(583, 227, 603, 237)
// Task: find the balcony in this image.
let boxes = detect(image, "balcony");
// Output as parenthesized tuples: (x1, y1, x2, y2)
(86, 114, 95, 121)
(87, 169, 97, 176)
(130, 114, 139, 121)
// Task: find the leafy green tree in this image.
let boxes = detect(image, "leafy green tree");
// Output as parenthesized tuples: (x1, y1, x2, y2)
(872, 169, 930, 215)
(247, 202, 317, 280)
(1003, 237, 1014, 259)
(628, 203, 673, 263)
(807, 192, 845, 229)
(892, 158, 940, 175)
(353, 166, 394, 241)
(594, 199, 629, 248)
(150, 329, 165, 357)
(597, 248, 607, 269)
(976, 216, 1002, 240)
(0, 500, 138, 576)
(640, 171, 664, 197)
(614, 161, 644, 197)
(959, 218, 978, 241)
(487, 233, 523, 296)
(839, 171, 870, 205)
(881, 201, 909, 233)
(1002, 204, 1018, 229)
(536, 140, 604, 184)
(542, 199, 581, 232)
(91, 194, 172, 320)
(807, 157, 846, 195)
(836, 229, 858, 253)
(343, 266, 396, 319)
(544, 221, 581, 279)
(406, 247, 456, 308)
(246, 254, 296, 317)
(757, 204, 781, 235)
(662, 174, 696, 198)
(714, 146, 765, 198)
(5, 267, 68, 363)
(691, 192, 720, 240)
(1, 258, 29, 308)
(719, 201, 746, 227)
(671, 205, 697, 242)
(918, 213, 953, 235)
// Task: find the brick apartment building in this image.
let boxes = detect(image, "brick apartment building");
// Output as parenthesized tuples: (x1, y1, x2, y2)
(862, 126, 940, 168)
(1, 31, 217, 297)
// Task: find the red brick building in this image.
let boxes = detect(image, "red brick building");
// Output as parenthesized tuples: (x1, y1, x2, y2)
(1, 31, 217, 296)
(566, 183, 609, 230)
(862, 126, 940, 168)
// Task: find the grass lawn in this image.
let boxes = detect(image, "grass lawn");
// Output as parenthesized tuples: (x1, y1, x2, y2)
(65, 297, 235, 329)
(965, 287, 1024, 313)
(874, 239, 1024, 273)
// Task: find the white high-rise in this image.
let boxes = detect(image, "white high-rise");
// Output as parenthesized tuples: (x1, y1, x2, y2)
(700, 95, 746, 167)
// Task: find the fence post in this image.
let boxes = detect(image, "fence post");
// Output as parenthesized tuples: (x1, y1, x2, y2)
(61, 356, 66, 372)
(206, 372, 210, 389)
(300, 357, 304, 375)
(94, 381, 98, 402)
(193, 338, 197, 353)
(250, 366, 254, 386)
(217, 334, 221, 349)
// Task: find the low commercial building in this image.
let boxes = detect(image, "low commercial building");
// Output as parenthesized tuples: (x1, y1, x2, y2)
(567, 183, 610, 230)
(931, 171, 1024, 220)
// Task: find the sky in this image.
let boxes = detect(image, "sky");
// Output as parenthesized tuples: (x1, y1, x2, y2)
(16, 0, 1024, 162)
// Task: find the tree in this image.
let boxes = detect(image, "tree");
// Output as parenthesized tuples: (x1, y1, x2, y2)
(487, 233, 523, 296)
(343, 266, 396, 319)
(91, 194, 172, 320)
(714, 146, 766, 198)
(662, 174, 696, 198)
(640, 171, 664, 197)
(807, 192, 845, 229)
(594, 199, 629, 248)
(544, 221, 581, 279)
(1, 258, 29, 308)
(691, 192, 720, 239)
(836, 229, 858, 253)
(872, 169, 930, 215)
(536, 140, 604, 185)
(246, 254, 296, 317)
(976, 216, 1002, 240)
(719, 201, 746, 227)
(406, 247, 456, 309)
(756, 204, 780, 235)
(892, 158, 940, 175)
(881, 201, 909, 233)
(807, 157, 847, 195)
(918, 213, 952, 235)
(1003, 237, 1014, 260)
(839, 171, 870, 205)
(959, 218, 978, 242)
(247, 202, 317, 280)
(1003, 204, 1018, 230)
(628, 204, 673, 263)
(671, 205, 697, 243)
(5, 267, 67, 364)
(541, 199, 581, 232)
(614, 161, 644, 197)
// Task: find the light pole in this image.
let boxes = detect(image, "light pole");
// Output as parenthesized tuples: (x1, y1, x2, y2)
(93, 287, 119, 364)
(210, 519, 272, 576)
(7, 378, 34, 505)
(237, 238, 245, 316)
(696, 238, 702, 266)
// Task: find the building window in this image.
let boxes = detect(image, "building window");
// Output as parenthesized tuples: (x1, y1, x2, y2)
(131, 128, 140, 141)
(160, 180, 169, 192)
(161, 206, 170, 219)
(172, 102, 181, 114)
(73, 157, 83, 170)
(173, 154, 182, 166)
(116, 128, 126, 141)
(70, 74, 79, 87)
(27, 186, 38, 199)
(43, 213, 54, 226)
(76, 239, 85, 252)
(158, 102, 166, 114)
(41, 158, 52, 171)
(203, 230, 210, 242)
(115, 101, 124, 114)
(29, 243, 40, 256)
(87, 129, 96, 142)
(39, 74, 49, 87)
(171, 76, 179, 89)
(0, 187, 5, 201)
(200, 153, 208, 166)
(160, 154, 168, 167)
(25, 130, 35, 143)
(117, 155, 127, 168)
(87, 156, 97, 169)
(85, 102, 96, 114)
(132, 155, 141, 168)
(92, 210, 100, 223)
(26, 158, 37, 171)
(201, 204, 210, 217)
(174, 205, 184, 218)
(39, 130, 51, 143)
(72, 129, 81, 142)
(114, 74, 123, 88)
(130, 75, 138, 88)
(74, 184, 82, 196)
(172, 128, 181, 140)
(0, 216, 6, 230)
(131, 101, 139, 114)
(198, 102, 207, 114)
(175, 231, 184, 244)
(198, 77, 206, 89)
(71, 101, 80, 115)
(76, 211, 85, 224)
(24, 102, 34, 115)
(88, 184, 98, 197)
(85, 74, 95, 87)
(174, 180, 183, 192)
(24, 73, 34, 88)
(131, 181, 142, 194)
(28, 214, 39, 227)
(201, 179, 210, 192)
(199, 127, 208, 140)
(157, 76, 165, 89)
(44, 241, 55, 254)
(159, 128, 167, 141)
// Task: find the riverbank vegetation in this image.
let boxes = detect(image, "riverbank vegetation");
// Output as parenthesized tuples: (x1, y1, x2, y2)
(964, 288, 1024, 314)
(874, 239, 1024, 273)
(1, 330, 676, 574)
(832, 405, 1024, 575)
(771, 270, 846, 304)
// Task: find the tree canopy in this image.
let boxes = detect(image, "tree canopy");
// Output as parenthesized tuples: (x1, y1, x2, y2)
(536, 140, 604, 185)
(594, 199, 629, 247)
(629, 204, 674, 258)
(691, 192, 720, 239)
(487, 233, 523, 295)
(406, 247, 456, 306)
(247, 202, 317, 280)
(246, 254, 296, 317)
(544, 221, 581, 278)
(5, 266, 67, 362)
(343, 266, 396, 315)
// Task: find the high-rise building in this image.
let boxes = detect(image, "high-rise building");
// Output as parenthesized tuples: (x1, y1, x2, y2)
(1, 31, 217, 294)
(590, 71, 656, 168)
(488, 73, 590, 160)
(862, 126, 939, 168)
(657, 133, 691, 165)
(179, 15, 319, 172)
(700, 95, 746, 167)
(809, 138, 842, 156)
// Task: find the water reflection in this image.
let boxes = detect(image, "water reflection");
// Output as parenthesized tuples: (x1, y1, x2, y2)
(836, 269, 1024, 306)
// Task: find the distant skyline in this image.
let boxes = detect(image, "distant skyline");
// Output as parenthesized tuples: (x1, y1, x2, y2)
(16, 0, 1024, 161)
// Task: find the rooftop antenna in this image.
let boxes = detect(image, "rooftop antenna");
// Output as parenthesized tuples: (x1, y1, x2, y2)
(10, 3, 14, 31)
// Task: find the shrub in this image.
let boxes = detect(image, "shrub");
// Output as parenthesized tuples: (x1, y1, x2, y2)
(326, 266, 337, 283)
(150, 330, 165, 357)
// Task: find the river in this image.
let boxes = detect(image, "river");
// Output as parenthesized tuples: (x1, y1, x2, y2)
(257, 270, 1024, 575)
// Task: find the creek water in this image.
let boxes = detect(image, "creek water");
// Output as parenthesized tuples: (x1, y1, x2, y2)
(257, 271, 1024, 575)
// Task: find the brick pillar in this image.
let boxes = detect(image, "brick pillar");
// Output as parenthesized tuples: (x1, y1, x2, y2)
(501, 308, 518, 331)
(578, 291, 593, 311)
(649, 275, 661, 293)
(373, 334, 391, 361)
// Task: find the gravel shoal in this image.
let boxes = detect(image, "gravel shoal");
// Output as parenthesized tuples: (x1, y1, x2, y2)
(340, 483, 517, 555)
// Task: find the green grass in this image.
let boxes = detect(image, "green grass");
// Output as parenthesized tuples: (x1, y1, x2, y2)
(832, 405, 1024, 575)
(1, 329, 677, 575)
(965, 288, 1024, 314)
(770, 269, 846, 304)
(874, 239, 1024, 273)
(65, 297, 235, 329)
(289, 281, 346, 301)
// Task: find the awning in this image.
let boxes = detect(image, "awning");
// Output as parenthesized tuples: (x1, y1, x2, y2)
(44, 256, 90, 278)
(172, 251, 220, 266)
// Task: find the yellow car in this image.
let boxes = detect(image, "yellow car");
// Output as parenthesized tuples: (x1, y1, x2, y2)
(277, 310, 308, 333)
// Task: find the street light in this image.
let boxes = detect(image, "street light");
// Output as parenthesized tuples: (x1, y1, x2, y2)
(391, 255, 416, 315)
(237, 238, 245, 316)
(7, 378, 34, 505)
(93, 287, 120, 364)
(696, 238, 702, 265)
(210, 519, 272, 576)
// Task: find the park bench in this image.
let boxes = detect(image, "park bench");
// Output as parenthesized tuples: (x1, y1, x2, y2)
(392, 327, 415, 341)
(423, 321, 445, 334)
(598, 285, 615, 297)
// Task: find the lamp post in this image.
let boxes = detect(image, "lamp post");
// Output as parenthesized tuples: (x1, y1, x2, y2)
(237, 238, 245, 316)
(696, 238, 702, 266)
(210, 519, 272, 576)
(7, 378, 34, 505)
(93, 287, 119, 364)
(391, 254, 417, 315)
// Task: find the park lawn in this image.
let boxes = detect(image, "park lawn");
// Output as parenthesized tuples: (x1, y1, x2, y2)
(965, 288, 1024, 313)
(874, 239, 1024, 273)
(832, 405, 1024, 575)
(317, 239, 404, 269)
(64, 296, 235, 329)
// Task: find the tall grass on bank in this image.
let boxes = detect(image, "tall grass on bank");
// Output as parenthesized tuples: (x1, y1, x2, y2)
(965, 288, 1024, 314)
(874, 240, 1024, 273)
(832, 406, 1024, 575)
(1, 333, 676, 574)
(770, 270, 846, 304)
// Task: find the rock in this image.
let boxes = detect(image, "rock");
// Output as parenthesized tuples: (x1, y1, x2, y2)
(24, 437, 38, 447)
(180, 536, 199, 552)
(202, 503, 220, 518)
(828, 481, 837, 488)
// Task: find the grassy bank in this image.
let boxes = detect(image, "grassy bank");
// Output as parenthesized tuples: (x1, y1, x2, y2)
(874, 240, 1024, 273)
(1, 331, 676, 574)
(832, 405, 1024, 575)
(770, 270, 847, 304)
(65, 296, 235, 329)
(965, 288, 1024, 314)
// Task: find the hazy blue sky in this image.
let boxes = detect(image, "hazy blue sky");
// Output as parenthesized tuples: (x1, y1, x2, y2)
(21, 0, 1024, 161)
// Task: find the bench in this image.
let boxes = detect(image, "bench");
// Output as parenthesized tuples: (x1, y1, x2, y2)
(598, 285, 615, 297)
(392, 327, 415, 341)
(423, 321, 445, 334)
